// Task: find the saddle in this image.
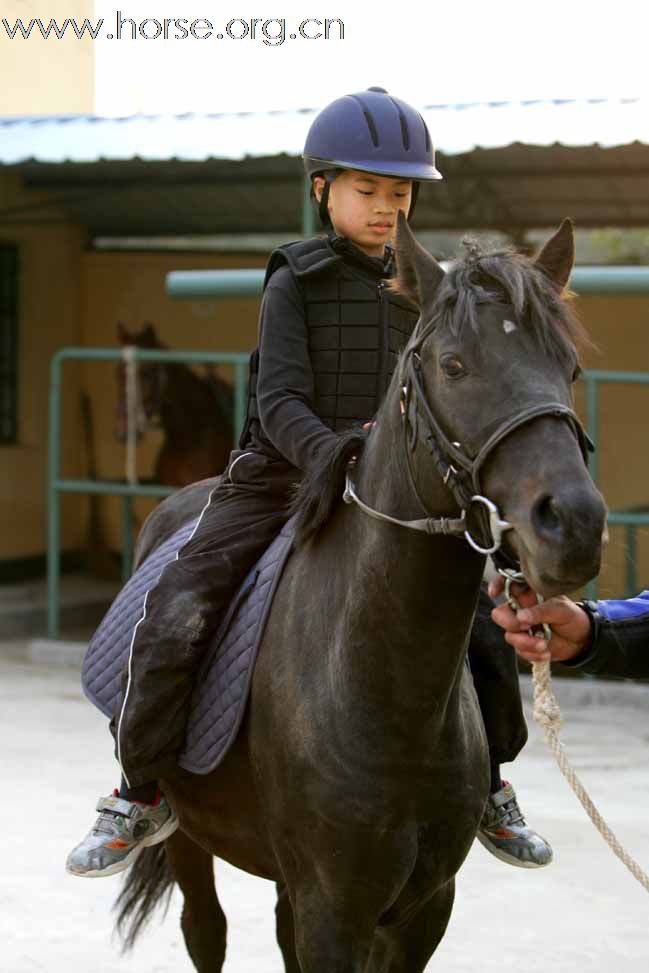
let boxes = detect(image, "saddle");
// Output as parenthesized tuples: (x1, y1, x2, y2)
(81, 515, 296, 773)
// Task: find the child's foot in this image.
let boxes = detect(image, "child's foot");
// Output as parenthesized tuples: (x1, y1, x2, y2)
(65, 789, 178, 878)
(477, 780, 553, 868)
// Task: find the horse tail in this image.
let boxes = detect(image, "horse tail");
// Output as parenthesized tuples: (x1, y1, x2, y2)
(114, 844, 175, 950)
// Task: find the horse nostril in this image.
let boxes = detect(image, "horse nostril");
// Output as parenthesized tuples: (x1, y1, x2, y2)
(532, 494, 563, 538)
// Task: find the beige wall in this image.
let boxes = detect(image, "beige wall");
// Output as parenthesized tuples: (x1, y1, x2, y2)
(574, 296, 649, 596)
(79, 250, 267, 551)
(0, 223, 268, 564)
(0, 173, 87, 560)
(0, 0, 94, 115)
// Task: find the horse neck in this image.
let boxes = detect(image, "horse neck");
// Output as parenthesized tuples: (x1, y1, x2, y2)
(158, 364, 214, 444)
(336, 393, 485, 721)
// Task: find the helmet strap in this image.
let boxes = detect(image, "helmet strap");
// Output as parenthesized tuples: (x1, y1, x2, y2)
(408, 182, 420, 220)
(318, 180, 332, 227)
(314, 169, 342, 228)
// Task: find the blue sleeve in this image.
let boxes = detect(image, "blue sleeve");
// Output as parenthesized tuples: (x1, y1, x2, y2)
(562, 591, 649, 679)
(595, 590, 649, 621)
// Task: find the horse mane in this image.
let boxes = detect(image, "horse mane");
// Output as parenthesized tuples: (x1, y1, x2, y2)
(290, 427, 367, 547)
(419, 238, 593, 363)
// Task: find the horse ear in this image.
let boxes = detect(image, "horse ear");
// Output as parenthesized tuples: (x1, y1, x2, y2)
(534, 218, 575, 292)
(140, 323, 158, 346)
(387, 210, 445, 310)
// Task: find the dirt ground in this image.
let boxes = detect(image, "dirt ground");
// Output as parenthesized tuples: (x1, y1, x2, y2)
(2, 641, 649, 972)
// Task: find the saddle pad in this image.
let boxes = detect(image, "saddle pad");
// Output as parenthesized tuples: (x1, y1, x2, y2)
(82, 516, 200, 718)
(81, 516, 296, 774)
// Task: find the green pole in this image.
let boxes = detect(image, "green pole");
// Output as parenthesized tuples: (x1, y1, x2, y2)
(570, 266, 649, 295)
(585, 374, 599, 483)
(166, 270, 263, 300)
(625, 525, 637, 598)
(47, 352, 63, 639)
(302, 173, 316, 238)
(122, 494, 134, 582)
(584, 373, 600, 602)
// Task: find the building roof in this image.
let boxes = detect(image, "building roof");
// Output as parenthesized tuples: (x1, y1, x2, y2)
(1, 98, 647, 163)
(1, 98, 648, 234)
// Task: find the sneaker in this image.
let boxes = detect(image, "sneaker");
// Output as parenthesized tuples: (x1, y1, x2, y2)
(477, 780, 553, 869)
(65, 789, 178, 878)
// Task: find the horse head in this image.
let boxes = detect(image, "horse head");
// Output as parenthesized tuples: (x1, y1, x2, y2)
(115, 322, 167, 442)
(389, 211, 607, 598)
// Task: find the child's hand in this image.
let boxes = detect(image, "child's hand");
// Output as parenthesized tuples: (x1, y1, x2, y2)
(362, 420, 376, 431)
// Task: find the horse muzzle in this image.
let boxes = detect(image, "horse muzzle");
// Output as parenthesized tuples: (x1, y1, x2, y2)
(505, 481, 608, 597)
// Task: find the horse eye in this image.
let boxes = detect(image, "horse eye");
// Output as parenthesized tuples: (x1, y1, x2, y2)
(572, 364, 583, 382)
(440, 354, 466, 379)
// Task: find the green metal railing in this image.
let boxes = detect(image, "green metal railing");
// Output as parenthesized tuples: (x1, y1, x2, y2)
(166, 265, 649, 301)
(47, 346, 249, 638)
(583, 370, 649, 600)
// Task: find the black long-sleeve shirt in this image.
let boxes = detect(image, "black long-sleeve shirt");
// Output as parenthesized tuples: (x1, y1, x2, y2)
(244, 244, 392, 474)
(250, 265, 339, 472)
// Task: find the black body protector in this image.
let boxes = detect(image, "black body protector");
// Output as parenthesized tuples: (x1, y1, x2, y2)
(240, 232, 419, 445)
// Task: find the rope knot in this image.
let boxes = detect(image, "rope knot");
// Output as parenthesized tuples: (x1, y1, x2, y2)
(532, 660, 563, 732)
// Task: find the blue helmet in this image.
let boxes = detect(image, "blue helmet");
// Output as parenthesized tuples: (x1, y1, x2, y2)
(303, 86, 442, 224)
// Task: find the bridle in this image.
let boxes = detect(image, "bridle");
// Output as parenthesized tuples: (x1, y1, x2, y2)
(343, 311, 594, 572)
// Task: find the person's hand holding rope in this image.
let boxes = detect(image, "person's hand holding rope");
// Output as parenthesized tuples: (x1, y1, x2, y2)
(488, 577, 592, 665)
(487, 574, 649, 892)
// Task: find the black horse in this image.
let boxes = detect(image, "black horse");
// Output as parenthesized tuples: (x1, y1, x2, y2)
(116, 215, 607, 971)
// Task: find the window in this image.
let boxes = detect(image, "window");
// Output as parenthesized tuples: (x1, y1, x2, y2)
(0, 244, 18, 444)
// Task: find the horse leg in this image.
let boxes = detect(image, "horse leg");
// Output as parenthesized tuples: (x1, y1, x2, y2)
(290, 884, 376, 973)
(275, 882, 302, 972)
(366, 880, 455, 972)
(165, 829, 227, 972)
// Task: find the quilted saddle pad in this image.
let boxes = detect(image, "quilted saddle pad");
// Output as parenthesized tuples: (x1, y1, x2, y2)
(81, 515, 296, 774)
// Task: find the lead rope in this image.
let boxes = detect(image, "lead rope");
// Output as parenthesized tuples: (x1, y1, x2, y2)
(502, 570, 649, 893)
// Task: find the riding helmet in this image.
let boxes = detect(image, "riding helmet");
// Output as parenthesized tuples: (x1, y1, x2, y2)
(302, 86, 443, 224)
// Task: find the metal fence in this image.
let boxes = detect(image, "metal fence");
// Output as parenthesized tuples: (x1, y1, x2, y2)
(47, 346, 249, 638)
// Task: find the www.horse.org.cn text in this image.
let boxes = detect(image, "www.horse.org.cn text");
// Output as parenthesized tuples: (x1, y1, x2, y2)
(1, 13, 346, 46)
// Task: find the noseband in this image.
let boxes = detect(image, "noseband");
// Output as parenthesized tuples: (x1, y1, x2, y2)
(344, 314, 594, 571)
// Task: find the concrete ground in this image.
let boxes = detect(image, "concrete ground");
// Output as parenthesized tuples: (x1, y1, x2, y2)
(2, 640, 649, 972)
